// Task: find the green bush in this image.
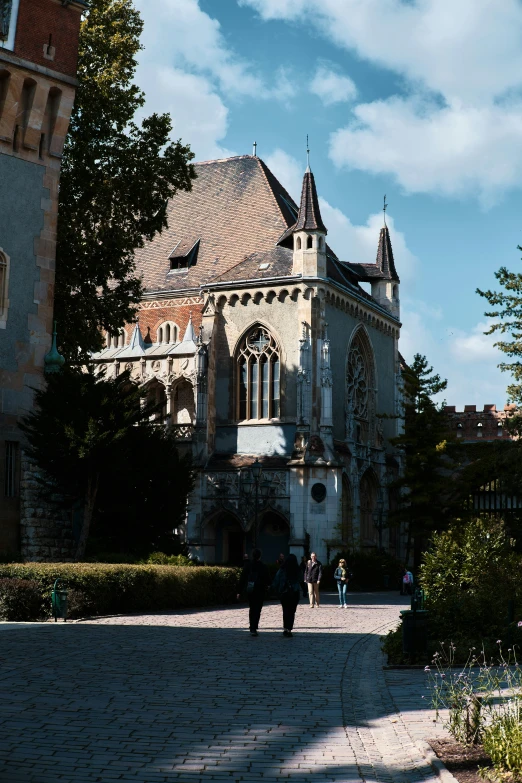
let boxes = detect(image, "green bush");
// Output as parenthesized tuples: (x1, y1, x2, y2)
(0, 578, 44, 621)
(483, 704, 522, 774)
(420, 518, 522, 645)
(144, 552, 196, 567)
(0, 563, 240, 620)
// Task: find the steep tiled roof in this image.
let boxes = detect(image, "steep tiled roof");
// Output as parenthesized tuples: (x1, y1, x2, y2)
(293, 169, 327, 234)
(209, 247, 293, 284)
(135, 155, 298, 293)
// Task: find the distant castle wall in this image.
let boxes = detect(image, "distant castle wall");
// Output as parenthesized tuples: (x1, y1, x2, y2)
(444, 403, 517, 442)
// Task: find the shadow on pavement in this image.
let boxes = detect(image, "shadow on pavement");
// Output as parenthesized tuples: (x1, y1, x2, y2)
(0, 593, 426, 783)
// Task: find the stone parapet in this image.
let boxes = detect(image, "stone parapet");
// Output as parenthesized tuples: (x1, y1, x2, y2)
(444, 403, 518, 442)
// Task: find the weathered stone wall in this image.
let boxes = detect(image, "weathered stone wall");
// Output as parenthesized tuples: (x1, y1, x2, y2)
(19, 454, 75, 561)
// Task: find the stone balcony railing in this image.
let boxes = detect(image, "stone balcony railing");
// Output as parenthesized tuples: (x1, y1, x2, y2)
(171, 423, 195, 441)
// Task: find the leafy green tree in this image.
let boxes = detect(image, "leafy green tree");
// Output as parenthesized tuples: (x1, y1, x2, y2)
(391, 354, 453, 564)
(19, 369, 193, 560)
(55, 0, 196, 360)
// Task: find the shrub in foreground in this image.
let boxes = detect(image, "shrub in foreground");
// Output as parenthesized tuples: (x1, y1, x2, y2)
(0, 563, 239, 620)
(0, 578, 44, 621)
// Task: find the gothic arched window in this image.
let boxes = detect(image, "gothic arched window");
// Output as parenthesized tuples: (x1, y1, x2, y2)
(346, 329, 375, 444)
(237, 325, 280, 420)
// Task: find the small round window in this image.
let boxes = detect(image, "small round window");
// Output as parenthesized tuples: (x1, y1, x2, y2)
(311, 483, 327, 503)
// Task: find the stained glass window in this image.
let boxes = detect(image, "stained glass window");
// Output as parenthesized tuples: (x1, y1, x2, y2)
(237, 326, 281, 420)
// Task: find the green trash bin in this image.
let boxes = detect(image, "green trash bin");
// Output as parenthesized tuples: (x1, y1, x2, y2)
(401, 609, 428, 655)
(51, 579, 68, 622)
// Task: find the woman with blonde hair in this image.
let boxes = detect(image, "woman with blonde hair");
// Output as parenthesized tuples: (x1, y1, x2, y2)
(334, 558, 349, 609)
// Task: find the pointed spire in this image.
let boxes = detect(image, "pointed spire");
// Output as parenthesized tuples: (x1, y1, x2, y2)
(294, 169, 327, 234)
(375, 225, 399, 282)
(44, 321, 65, 374)
(116, 320, 145, 358)
(182, 314, 196, 343)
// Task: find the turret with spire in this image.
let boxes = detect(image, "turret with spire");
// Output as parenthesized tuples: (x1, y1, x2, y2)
(348, 196, 400, 319)
(291, 143, 327, 278)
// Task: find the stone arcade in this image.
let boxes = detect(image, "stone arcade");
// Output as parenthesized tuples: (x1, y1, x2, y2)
(91, 154, 405, 563)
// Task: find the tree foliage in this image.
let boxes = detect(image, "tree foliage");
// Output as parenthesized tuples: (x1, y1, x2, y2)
(477, 258, 522, 404)
(55, 0, 196, 360)
(19, 369, 194, 559)
(390, 354, 454, 562)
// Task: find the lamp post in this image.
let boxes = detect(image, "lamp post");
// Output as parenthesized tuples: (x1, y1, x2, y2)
(241, 458, 272, 547)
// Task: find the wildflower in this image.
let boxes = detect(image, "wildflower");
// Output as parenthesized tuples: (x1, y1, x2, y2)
(497, 640, 502, 644)
(441, 673, 446, 678)
(518, 621, 522, 627)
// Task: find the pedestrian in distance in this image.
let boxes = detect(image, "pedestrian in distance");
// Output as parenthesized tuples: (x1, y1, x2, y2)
(272, 553, 301, 637)
(334, 558, 349, 608)
(237, 548, 270, 637)
(402, 567, 414, 596)
(304, 552, 322, 608)
(299, 555, 308, 597)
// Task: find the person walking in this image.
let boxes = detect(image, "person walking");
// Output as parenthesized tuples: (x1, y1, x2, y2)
(402, 567, 414, 596)
(304, 552, 322, 608)
(299, 555, 308, 597)
(272, 553, 301, 637)
(334, 558, 349, 608)
(237, 548, 270, 637)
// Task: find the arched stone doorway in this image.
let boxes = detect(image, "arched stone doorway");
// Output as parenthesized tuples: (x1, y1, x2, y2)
(257, 511, 290, 564)
(203, 513, 252, 565)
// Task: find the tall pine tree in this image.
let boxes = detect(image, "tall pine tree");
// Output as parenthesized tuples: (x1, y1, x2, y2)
(391, 354, 453, 565)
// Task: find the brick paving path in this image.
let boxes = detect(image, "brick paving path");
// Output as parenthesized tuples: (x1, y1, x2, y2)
(0, 592, 454, 783)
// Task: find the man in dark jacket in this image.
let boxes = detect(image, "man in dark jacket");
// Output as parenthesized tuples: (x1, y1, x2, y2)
(237, 548, 270, 636)
(304, 552, 322, 608)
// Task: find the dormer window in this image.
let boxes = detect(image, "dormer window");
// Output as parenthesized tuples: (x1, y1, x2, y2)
(169, 238, 200, 272)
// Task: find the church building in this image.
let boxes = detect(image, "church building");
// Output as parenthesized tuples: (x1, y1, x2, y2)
(92, 154, 404, 564)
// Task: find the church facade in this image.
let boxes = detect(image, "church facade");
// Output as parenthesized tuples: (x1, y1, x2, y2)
(92, 155, 404, 564)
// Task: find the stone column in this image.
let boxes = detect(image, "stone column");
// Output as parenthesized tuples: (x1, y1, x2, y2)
(319, 324, 333, 446)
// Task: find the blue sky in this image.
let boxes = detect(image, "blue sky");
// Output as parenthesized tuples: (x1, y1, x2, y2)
(133, 0, 522, 409)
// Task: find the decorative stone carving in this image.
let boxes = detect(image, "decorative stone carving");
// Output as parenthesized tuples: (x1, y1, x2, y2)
(0, 0, 12, 40)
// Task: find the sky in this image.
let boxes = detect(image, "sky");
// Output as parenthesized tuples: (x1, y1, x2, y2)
(132, 0, 522, 410)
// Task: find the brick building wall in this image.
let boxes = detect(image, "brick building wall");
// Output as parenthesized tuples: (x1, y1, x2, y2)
(444, 404, 517, 442)
(14, 0, 82, 77)
(0, 0, 84, 557)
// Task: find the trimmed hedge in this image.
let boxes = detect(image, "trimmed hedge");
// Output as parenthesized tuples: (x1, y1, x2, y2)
(0, 578, 44, 621)
(0, 563, 240, 620)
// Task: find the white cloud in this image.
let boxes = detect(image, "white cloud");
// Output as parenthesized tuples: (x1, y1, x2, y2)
(264, 148, 303, 200)
(310, 66, 357, 106)
(320, 200, 418, 282)
(450, 322, 502, 364)
(135, 65, 233, 161)
(399, 307, 508, 408)
(329, 97, 522, 205)
(242, 0, 522, 203)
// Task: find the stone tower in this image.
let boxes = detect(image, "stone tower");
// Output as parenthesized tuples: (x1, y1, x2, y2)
(0, 0, 85, 555)
(291, 166, 327, 278)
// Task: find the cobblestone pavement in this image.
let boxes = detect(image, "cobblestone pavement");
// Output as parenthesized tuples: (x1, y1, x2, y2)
(0, 592, 453, 783)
